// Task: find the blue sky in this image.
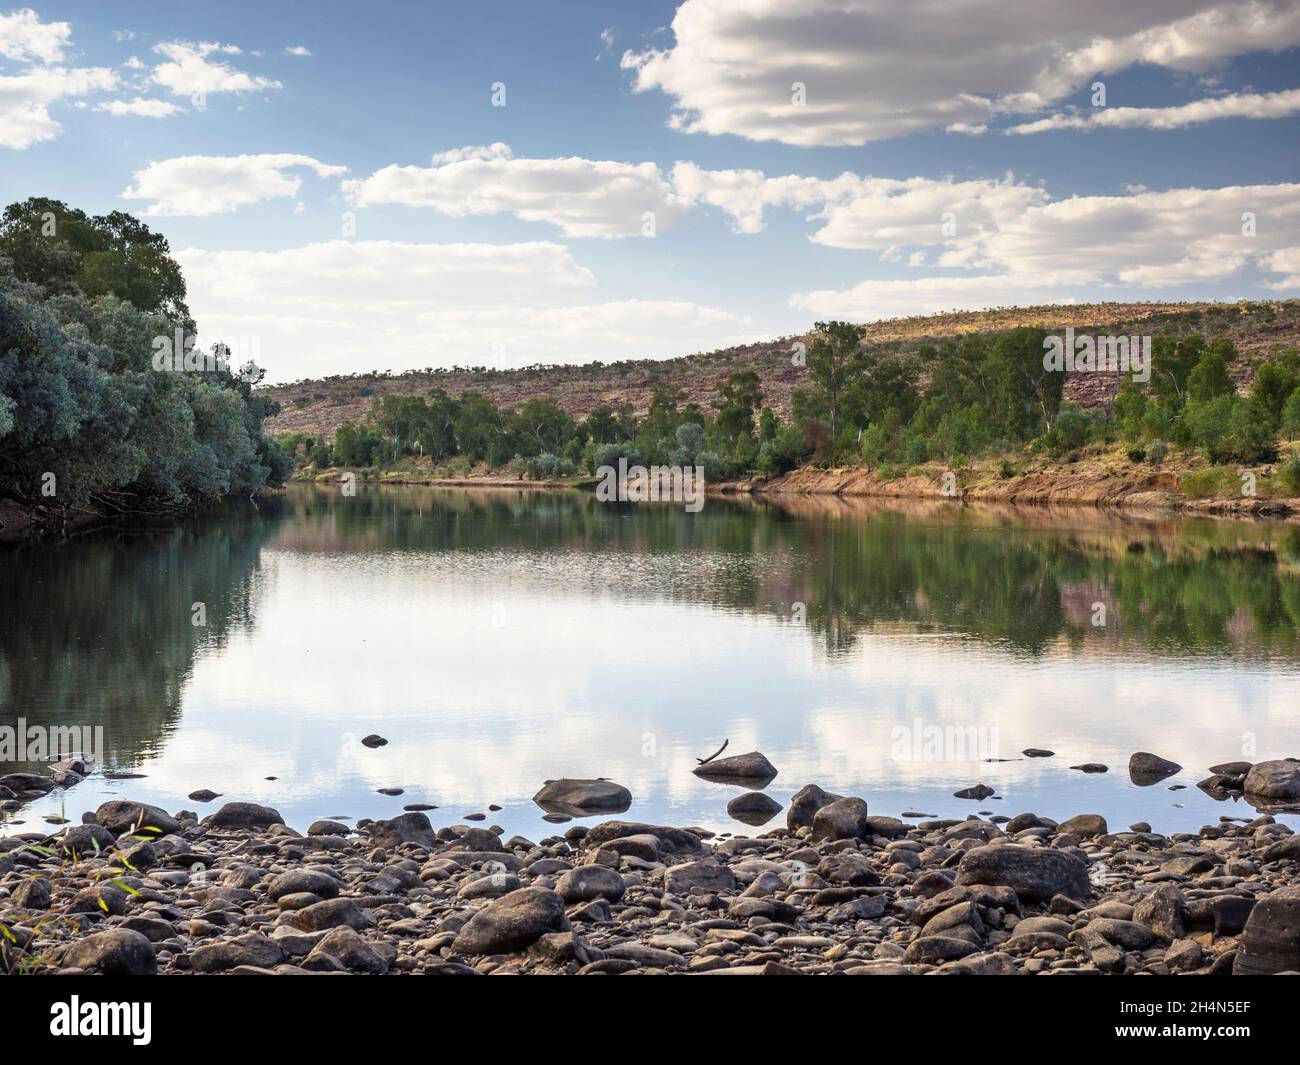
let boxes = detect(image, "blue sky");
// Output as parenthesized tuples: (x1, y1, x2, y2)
(2, 1, 1299, 381)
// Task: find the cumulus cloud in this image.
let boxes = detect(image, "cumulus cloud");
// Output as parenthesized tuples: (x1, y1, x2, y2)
(344, 143, 693, 237)
(176, 240, 754, 380)
(122, 153, 347, 216)
(94, 96, 182, 118)
(1005, 88, 1300, 133)
(0, 7, 70, 63)
(284, 45, 312, 57)
(0, 65, 118, 148)
(623, 0, 1300, 145)
(0, 9, 120, 149)
(151, 40, 282, 97)
(793, 182, 1300, 318)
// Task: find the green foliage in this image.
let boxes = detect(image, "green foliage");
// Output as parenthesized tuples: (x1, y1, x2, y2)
(0, 197, 189, 322)
(0, 232, 284, 508)
(1186, 348, 1235, 404)
(1280, 386, 1300, 439)
(1279, 454, 1300, 495)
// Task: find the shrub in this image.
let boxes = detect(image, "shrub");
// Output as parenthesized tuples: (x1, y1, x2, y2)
(1148, 440, 1168, 464)
(1279, 453, 1300, 495)
(1127, 446, 1147, 463)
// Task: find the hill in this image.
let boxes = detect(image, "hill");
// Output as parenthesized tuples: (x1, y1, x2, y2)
(263, 301, 1300, 440)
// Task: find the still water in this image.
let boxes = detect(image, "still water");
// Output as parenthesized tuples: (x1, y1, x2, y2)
(3, 485, 1299, 838)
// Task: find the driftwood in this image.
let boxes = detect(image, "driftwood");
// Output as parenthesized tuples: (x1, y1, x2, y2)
(696, 738, 729, 765)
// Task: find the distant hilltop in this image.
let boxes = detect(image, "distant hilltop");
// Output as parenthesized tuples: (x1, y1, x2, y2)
(264, 301, 1300, 440)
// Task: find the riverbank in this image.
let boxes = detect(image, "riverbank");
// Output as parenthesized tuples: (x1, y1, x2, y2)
(290, 453, 1300, 521)
(4, 760, 1299, 976)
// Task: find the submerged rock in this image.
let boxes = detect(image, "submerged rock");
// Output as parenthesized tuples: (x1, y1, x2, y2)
(532, 778, 632, 816)
(1129, 752, 1182, 785)
(693, 751, 778, 785)
(726, 791, 782, 825)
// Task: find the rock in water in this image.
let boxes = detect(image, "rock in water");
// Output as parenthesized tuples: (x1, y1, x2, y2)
(1129, 752, 1182, 785)
(200, 802, 284, 831)
(692, 751, 778, 785)
(361, 734, 388, 748)
(62, 929, 157, 975)
(452, 887, 569, 954)
(786, 784, 843, 831)
(1233, 885, 1300, 975)
(957, 844, 1090, 903)
(953, 784, 994, 800)
(1243, 759, 1300, 801)
(727, 791, 782, 825)
(532, 778, 633, 816)
(365, 811, 436, 849)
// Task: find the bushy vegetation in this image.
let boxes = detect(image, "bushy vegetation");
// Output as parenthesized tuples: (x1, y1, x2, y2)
(284, 318, 1300, 493)
(284, 369, 776, 483)
(0, 198, 292, 511)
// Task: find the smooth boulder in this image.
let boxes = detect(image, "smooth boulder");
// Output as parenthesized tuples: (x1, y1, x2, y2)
(95, 800, 181, 837)
(451, 887, 569, 955)
(693, 751, 777, 785)
(1128, 752, 1182, 785)
(1233, 885, 1300, 975)
(200, 802, 284, 831)
(62, 929, 156, 975)
(532, 778, 632, 816)
(1244, 760, 1300, 801)
(786, 784, 843, 831)
(957, 843, 1090, 903)
(810, 797, 870, 842)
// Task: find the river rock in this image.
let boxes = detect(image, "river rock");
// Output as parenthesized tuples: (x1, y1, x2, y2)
(665, 860, 736, 895)
(1129, 752, 1182, 784)
(726, 791, 782, 825)
(1233, 885, 1300, 975)
(532, 778, 632, 815)
(267, 869, 341, 902)
(289, 897, 370, 932)
(787, 783, 843, 831)
(188, 789, 221, 802)
(555, 864, 627, 904)
(56, 823, 116, 854)
(61, 928, 156, 975)
(953, 784, 994, 800)
(200, 801, 284, 831)
(451, 886, 569, 954)
(582, 821, 703, 854)
(12, 877, 52, 909)
(810, 797, 870, 842)
(957, 843, 1090, 903)
(365, 811, 436, 849)
(96, 800, 181, 836)
(192, 932, 285, 973)
(307, 926, 394, 973)
(1243, 759, 1300, 801)
(1057, 813, 1108, 837)
(693, 751, 778, 785)
(307, 819, 350, 836)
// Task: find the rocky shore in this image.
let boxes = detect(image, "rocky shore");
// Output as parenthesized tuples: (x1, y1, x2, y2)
(4, 765, 1300, 976)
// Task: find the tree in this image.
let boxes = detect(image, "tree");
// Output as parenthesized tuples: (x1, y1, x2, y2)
(1186, 349, 1235, 404)
(713, 370, 762, 446)
(454, 392, 502, 461)
(0, 198, 190, 321)
(805, 321, 865, 441)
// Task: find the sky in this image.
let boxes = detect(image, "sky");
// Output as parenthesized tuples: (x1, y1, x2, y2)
(1, 0, 1299, 383)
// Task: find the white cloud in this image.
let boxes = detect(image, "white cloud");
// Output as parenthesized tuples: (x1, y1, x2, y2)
(151, 40, 282, 97)
(344, 143, 693, 237)
(1259, 247, 1300, 289)
(177, 240, 754, 380)
(0, 8, 70, 64)
(792, 274, 1082, 320)
(95, 96, 182, 118)
(1006, 88, 1300, 133)
(793, 182, 1300, 318)
(122, 153, 347, 216)
(623, 0, 1300, 145)
(285, 45, 311, 57)
(0, 65, 118, 149)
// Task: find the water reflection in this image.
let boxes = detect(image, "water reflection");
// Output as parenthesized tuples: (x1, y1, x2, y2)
(2, 485, 1298, 836)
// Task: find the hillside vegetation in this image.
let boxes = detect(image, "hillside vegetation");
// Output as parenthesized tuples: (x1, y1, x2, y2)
(265, 301, 1300, 439)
